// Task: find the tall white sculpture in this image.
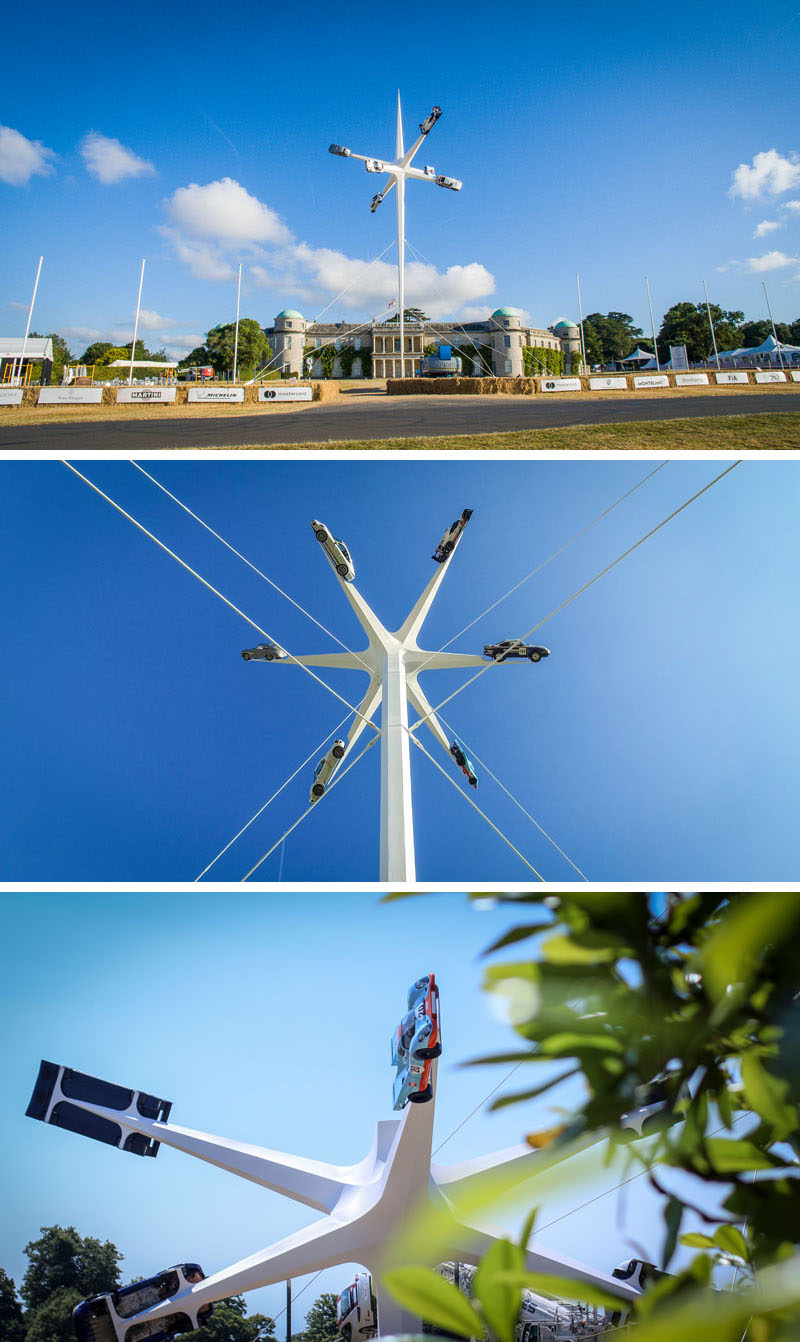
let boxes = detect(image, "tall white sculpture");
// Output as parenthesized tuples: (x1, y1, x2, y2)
(27, 1058, 638, 1338)
(329, 96, 462, 379)
(272, 515, 508, 883)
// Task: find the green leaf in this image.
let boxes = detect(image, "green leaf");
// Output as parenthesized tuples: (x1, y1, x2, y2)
(481, 922, 554, 955)
(381, 1267, 483, 1340)
(473, 1238, 523, 1342)
(713, 1224, 749, 1261)
(701, 893, 800, 1001)
(540, 932, 626, 965)
(679, 1233, 717, 1249)
(663, 1194, 683, 1269)
(490, 1271, 623, 1310)
(538, 1032, 623, 1055)
(703, 1138, 783, 1174)
(740, 1053, 796, 1138)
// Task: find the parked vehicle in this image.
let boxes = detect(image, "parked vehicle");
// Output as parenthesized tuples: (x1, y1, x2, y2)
(391, 973, 441, 1109)
(336, 1273, 377, 1341)
(241, 642, 287, 661)
(432, 508, 473, 563)
(311, 520, 355, 581)
(310, 740, 347, 801)
(483, 641, 550, 663)
(73, 1265, 212, 1342)
(450, 737, 478, 788)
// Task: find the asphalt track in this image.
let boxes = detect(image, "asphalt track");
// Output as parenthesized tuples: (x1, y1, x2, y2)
(1, 391, 797, 450)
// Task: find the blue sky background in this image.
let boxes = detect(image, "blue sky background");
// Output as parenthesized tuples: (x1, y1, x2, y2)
(1, 456, 798, 884)
(0, 891, 736, 1326)
(2, 2, 800, 358)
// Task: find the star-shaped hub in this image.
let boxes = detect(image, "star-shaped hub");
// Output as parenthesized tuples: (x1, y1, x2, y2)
(30, 1064, 638, 1337)
(265, 520, 512, 881)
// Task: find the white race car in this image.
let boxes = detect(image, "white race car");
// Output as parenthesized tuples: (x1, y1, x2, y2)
(310, 740, 346, 802)
(311, 520, 355, 581)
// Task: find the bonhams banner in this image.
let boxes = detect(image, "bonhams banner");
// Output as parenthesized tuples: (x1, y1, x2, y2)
(258, 386, 313, 402)
(39, 387, 103, 404)
(675, 373, 709, 387)
(117, 387, 177, 403)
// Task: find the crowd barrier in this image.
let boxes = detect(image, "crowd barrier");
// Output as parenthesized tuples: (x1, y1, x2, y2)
(386, 370, 800, 396)
(0, 381, 337, 409)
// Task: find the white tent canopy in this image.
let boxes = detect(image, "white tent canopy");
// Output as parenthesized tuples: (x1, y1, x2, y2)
(0, 337, 53, 360)
(619, 346, 655, 363)
(107, 359, 179, 368)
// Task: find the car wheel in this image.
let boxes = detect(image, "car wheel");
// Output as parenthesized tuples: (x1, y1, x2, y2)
(314, 529, 328, 543)
(414, 1043, 442, 1060)
(530, 650, 541, 662)
(242, 652, 250, 660)
(409, 1084, 433, 1104)
(265, 651, 274, 660)
(336, 562, 348, 576)
(312, 783, 325, 798)
(332, 743, 345, 759)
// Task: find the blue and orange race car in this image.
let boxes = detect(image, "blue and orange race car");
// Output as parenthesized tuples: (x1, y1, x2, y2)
(391, 974, 441, 1109)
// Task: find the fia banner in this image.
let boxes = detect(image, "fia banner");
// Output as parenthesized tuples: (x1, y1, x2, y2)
(117, 387, 177, 403)
(633, 375, 669, 389)
(714, 371, 749, 384)
(589, 376, 627, 391)
(754, 369, 786, 383)
(258, 386, 313, 402)
(675, 373, 709, 387)
(540, 377, 581, 392)
(188, 387, 245, 403)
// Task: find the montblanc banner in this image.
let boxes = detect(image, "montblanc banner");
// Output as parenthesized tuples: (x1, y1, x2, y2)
(633, 375, 669, 389)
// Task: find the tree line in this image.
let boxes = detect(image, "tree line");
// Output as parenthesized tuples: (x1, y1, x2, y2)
(0, 1226, 338, 1342)
(581, 305, 800, 367)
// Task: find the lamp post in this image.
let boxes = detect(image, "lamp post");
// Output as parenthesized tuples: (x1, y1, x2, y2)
(329, 96, 462, 378)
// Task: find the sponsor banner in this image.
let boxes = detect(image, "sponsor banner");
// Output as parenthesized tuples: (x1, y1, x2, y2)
(754, 369, 786, 384)
(258, 385, 313, 402)
(675, 373, 709, 387)
(0, 387, 24, 405)
(540, 377, 581, 392)
(188, 387, 245, 403)
(589, 376, 627, 391)
(633, 375, 669, 389)
(791, 371, 800, 382)
(117, 387, 177, 403)
(38, 387, 104, 404)
(714, 371, 749, 384)
(670, 344, 689, 370)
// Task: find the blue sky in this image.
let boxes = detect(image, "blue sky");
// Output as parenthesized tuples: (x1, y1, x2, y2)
(2, 2, 800, 358)
(1, 456, 798, 883)
(0, 891, 735, 1326)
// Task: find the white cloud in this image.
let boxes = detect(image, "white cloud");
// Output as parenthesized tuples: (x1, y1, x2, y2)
(279, 243, 494, 318)
(730, 149, 800, 200)
(135, 308, 175, 330)
(0, 125, 55, 186)
(80, 132, 155, 184)
(782, 200, 800, 214)
(163, 332, 206, 355)
(158, 227, 235, 282)
(7, 299, 29, 311)
(61, 325, 106, 344)
(745, 250, 798, 272)
(166, 177, 292, 244)
(458, 305, 493, 321)
(754, 219, 781, 238)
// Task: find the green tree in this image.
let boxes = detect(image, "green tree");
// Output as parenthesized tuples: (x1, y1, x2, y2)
(658, 301, 744, 363)
(386, 308, 429, 323)
(581, 312, 643, 365)
(179, 1295, 275, 1342)
(299, 1293, 338, 1342)
(0, 1268, 25, 1342)
(205, 320, 270, 379)
(79, 342, 114, 365)
(178, 346, 212, 369)
(386, 893, 800, 1342)
(21, 1226, 122, 1313)
(24, 1287, 84, 1342)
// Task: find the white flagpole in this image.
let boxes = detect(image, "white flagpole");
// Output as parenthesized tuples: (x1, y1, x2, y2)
(762, 281, 785, 371)
(645, 275, 661, 372)
(576, 273, 587, 374)
(129, 258, 146, 386)
(702, 278, 720, 369)
(233, 263, 242, 383)
(13, 254, 43, 387)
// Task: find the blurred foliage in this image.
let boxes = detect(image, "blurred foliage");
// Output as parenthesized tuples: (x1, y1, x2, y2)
(385, 893, 800, 1342)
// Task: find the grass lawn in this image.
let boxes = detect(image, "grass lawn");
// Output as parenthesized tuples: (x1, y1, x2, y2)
(215, 412, 800, 452)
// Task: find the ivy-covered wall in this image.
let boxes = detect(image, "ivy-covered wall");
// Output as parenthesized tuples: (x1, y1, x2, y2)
(304, 343, 373, 379)
(523, 346, 565, 376)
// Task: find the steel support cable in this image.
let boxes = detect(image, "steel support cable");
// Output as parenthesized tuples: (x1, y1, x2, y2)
(438, 712, 588, 881)
(433, 1062, 524, 1156)
(241, 731, 379, 881)
(130, 462, 373, 675)
(194, 710, 353, 882)
(413, 462, 668, 680)
(272, 1271, 324, 1325)
(62, 462, 382, 736)
(249, 284, 397, 382)
(403, 236, 497, 376)
(309, 239, 396, 325)
(410, 461, 741, 734)
(408, 732, 544, 880)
